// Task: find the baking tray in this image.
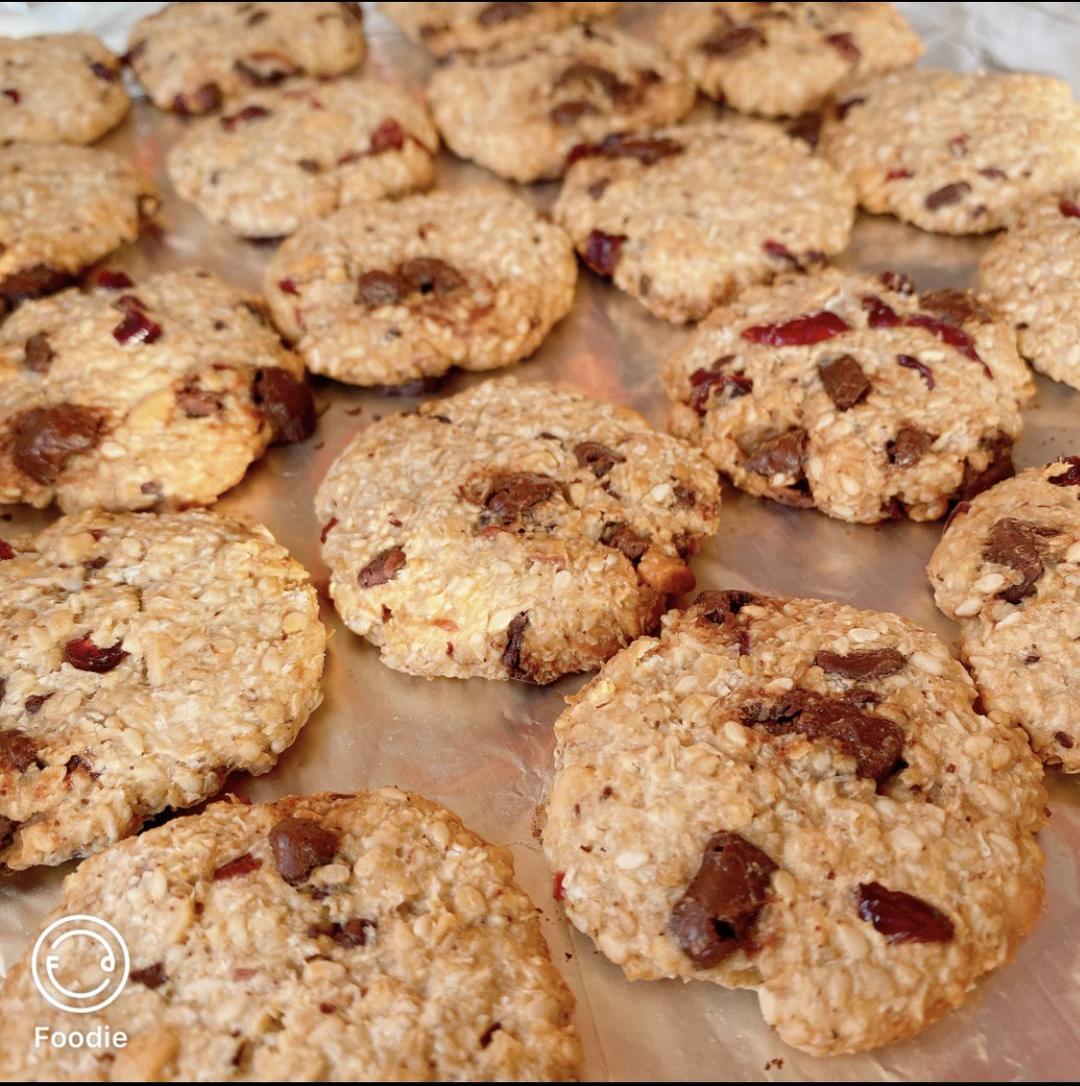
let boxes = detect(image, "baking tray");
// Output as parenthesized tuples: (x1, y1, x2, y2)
(2, 3, 1079, 1080)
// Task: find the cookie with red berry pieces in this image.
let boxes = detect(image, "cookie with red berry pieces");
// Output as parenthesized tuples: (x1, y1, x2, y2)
(167, 77, 438, 239)
(0, 32, 129, 144)
(0, 268, 314, 512)
(382, 1, 620, 58)
(664, 267, 1033, 522)
(426, 23, 694, 183)
(820, 69, 1080, 234)
(0, 144, 158, 309)
(126, 1, 366, 115)
(544, 590, 1045, 1055)
(657, 1, 922, 119)
(265, 188, 577, 387)
(979, 191, 1080, 389)
(553, 119, 855, 323)
(315, 378, 720, 682)
(0, 509, 325, 872)
(929, 458, 1080, 772)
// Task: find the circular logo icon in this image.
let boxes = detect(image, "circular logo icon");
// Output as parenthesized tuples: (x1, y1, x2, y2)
(30, 914, 130, 1014)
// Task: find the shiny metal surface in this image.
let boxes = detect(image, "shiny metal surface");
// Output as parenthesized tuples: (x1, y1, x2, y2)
(2, 4, 1079, 1080)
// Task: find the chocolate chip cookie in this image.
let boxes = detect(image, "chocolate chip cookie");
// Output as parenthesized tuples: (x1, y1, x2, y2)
(426, 24, 694, 182)
(0, 144, 158, 310)
(167, 77, 438, 239)
(126, 1, 366, 115)
(553, 120, 855, 322)
(382, 1, 620, 58)
(544, 590, 1046, 1055)
(0, 268, 314, 512)
(265, 188, 577, 387)
(0, 32, 130, 144)
(664, 268, 1033, 522)
(658, 1, 921, 119)
(819, 69, 1080, 234)
(979, 192, 1080, 389)
(929, 459, 1080, 772)
(0, 510, 325, 871)
(0, 788, 581, 1080)
(315, 378, 720, 682)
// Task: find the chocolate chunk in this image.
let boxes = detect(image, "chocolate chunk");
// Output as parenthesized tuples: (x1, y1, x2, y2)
(818, 355, 870, 411)
(221, 104, 272, 131)
(233, 52, 299, 87)
(569, 133, 683, 166)
(551, 99, 600, 125)
(0, 729, 39, 772)
(701, 25, 766, 56)
(983, 518, 1058, 604)
(668, 832, 777, 967)
(744, 428, 806, 479)
(356, 270, 401, 308)
(297, 158, 321, 174)
(64, 635, 127, 673)
(253, 367, 316, 444)
(502, 611, 530, 680)
(786, 111, 822, 148)
(358, 546, 406, 588)
(478, 1, 532, 26)
(815, 648, 905, 680)
(90, 61, 119, 82)
(582, 230, 626, 276)
(600, 521, 649, 563)
(23, 332, 54, 374)
(331, 918, 376, 947)
(397, 257, 463, 297)
(574, 441, 625, 478)
(0, 815, 18, 851)
(888, 426, 934, 468)
(130, 962, 167, 989)
(11, 404, 103, 484)
(0, 263, 75, 303)
(213, 852, 263, 880)
(1056, 731, 1074, 749)
(1049, 456, 1080, 487)
(856, 882, 955, 943)
(696, 590, 759, 655)
(481, 472, 564, 525)
(957, 434, 1014, 501)
(925, 181, 971, 210)
(269, 816, 339, 883)
(555, 61, 627, 102)
(172, 82, 223, 115)
(918, 288, 991, 326)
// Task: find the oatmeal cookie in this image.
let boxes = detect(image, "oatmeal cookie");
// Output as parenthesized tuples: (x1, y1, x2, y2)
(0, 32, 130, 144)
(382, 1, 620, 58)
(0, 144, 158, 309)
(265, 189, 577, 387)
(0, 268, 314, 512)
(658, 1, 921, 118)
(553, 120, 855, 322)
(0, 789, 581, 1080)
(819, 69, 1080, 234)
(126, 1, 366, 115)
(0, 509, 326, 872)
(167, 77, 438, 239)
(315, 378, 720, 682)
(979, 191, 1080, 389)
(664, 268, 1033, 522)
(929, 459, 1080, 772)
(544, 591, 1046, 1055)
(426, 24, 694, 182)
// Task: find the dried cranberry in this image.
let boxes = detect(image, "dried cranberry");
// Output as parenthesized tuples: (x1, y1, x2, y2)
(64, 635, 127, 673)
(12, 404, 103, 484)
(213, 853, 262, 880)
(1049, 456, 1080, 486)
(502, 611, 530, 680)
(886, 168, 913, 180)
(269, 817, 339, 884)
(90, 61, 119, 82)
(860, 294, 899, 328)
(834, 95, 865, 119)
(320, 517, 338, 544)
(553, 870, 566, 900)
(0, 539, 13, 560)
(880, 270, 915, 295)
(742, 311, 849, 346)
(277, 278, 300, 295)
(358, 546, 406, 588)
(925, 181, 971, 210)
(582, 230, 626, 276)
(24, 693, 53, 714)
(897, 354, 934, 389)
(857, 882, 954, 943)
(763, 239, 798, 266)
(568, 133, 683, 167)
(113, 308, 163, 346)
(369, 117, 405, 154)
(574, 441, 625, 478)
(826, 32, 860, 63)
(905, 313, 982, 365)
(979, 167, 1007, 180)
(23, 332, 54, 374)
(130, 962, 167, 989)
(172, 82, 223, 115)
(2, 88, 20, 103)
(330, 918, 376, 947)
(221, 105, 271, 131)
(1060, 199, 1080, 219)
(86, 268, 134, 291)
(689, 367, 751, 414)
(947, 133, 969, 156)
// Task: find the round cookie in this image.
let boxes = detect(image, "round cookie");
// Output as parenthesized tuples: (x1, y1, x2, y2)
(126, 1, 366, 115)
(426, 24, 695, 183)
(0, 32, 130, 144)
(553, 120, 856, 323)
(979, 192, 1080, 389)
(544, 590, 1046, 1056)
(0, 144, 158, 309)
(265, 189, 577, 387)
(928, 459, 1080, 772)
(819, 69, 1080, 235)
(0, 788, 582, 1080)
(315, 378, 721, 682)
(167, 77, 438, 239)
(0, 268, 315, 513)
(664, 267, 1034, 523)
(381, 1, 620, 58)
(0, 509, 326, 872)
(657, 1, 922, 118)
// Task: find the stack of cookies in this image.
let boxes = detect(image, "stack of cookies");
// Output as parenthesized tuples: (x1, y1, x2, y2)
(2, 1, 1078, 1078)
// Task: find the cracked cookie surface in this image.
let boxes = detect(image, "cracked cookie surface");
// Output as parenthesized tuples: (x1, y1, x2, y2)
(426, 24, 694, 182)
(664, 268, 1033, 523)
(819, 68, 1080, 234)
(544, 591, 1046, 1055)
(553, 120, 855, 322)
(315, 378, 720, 682)
(0, 268, 314, 512)
(0, 509, 325, 872)
(929, 459, 1080, 772)
(0, 32, 130, 144)
(0, 788, 581, 1080)
(265, 188, 577, 387)
(657, 1, 922, 118)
